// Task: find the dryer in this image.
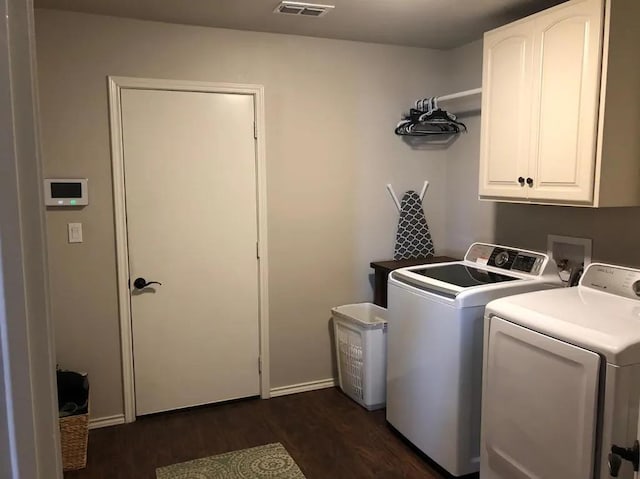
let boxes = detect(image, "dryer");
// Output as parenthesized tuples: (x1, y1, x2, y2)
(481, 262, 640, 479)
(386, 243, 562, 476)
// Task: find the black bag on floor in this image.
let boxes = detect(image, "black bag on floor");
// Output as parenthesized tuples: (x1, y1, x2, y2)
(57, 370, 89, 417)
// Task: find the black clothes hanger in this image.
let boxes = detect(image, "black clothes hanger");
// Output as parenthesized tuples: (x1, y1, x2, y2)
(395, 97, 467, 137)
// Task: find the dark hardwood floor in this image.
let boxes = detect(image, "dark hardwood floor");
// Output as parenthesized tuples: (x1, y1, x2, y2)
(65, 387, 472, 479)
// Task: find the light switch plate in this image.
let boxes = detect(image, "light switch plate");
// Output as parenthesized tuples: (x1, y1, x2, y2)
(68, 223, 83, 243)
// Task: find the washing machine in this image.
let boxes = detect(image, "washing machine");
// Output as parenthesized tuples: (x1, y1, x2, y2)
(481, 262, 640, 479)
(386, 243, 562, 476)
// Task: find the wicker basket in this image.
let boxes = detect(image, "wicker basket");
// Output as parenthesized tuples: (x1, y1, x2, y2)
(59, 412, 89, 471)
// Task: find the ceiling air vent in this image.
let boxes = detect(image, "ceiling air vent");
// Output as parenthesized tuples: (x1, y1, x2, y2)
(274, 1, 335, 17)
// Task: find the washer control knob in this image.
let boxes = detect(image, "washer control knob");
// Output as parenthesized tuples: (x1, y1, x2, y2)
(495, 251, 510, 267)
(633, 281, 640, 297)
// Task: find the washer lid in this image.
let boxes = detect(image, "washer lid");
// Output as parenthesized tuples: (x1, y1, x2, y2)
(410, 263, 520, 288)
(486, 263, 640, 365)
(392, 262, 527, 301)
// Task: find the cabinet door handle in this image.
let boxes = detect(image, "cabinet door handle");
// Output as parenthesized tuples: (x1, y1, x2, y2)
(526, 177, 534, 186)
(518, 177, 525, 186)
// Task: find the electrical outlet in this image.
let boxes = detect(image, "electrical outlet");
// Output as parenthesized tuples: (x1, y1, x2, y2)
(547, 234, 592, 269)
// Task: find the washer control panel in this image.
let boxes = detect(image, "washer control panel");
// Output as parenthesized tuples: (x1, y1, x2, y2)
(581, 263, 640, 300)
(464, 243, 547, 275)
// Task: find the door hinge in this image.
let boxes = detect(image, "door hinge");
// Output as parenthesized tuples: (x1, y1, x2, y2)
(256, 241, 260, 259)
(258, 356, 262, 374)
(253, 121, 258, 139)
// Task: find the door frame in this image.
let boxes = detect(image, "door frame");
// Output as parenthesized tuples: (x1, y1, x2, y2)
(107, 76, 270, 423)
(1, 0, 63, 475)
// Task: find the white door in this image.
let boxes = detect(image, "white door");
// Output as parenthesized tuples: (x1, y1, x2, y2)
(527, 0, 603, 203)
(479, 22, 534, 199)
(481, 318, 600, 479)
(121, 88, 260, 416)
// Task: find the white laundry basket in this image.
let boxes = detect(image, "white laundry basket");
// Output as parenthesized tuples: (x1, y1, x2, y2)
(332, 303, 387, 410)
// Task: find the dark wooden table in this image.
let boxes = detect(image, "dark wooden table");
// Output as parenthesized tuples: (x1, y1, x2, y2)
(370, 256, 457, 307)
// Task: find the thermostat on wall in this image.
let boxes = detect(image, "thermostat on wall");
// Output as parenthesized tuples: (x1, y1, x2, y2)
(44, 179, 89, 206)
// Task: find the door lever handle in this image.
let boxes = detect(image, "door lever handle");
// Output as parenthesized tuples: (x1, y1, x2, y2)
(610, 441, 640, 474)
(609, 452, 622, 477)
(133, 277, 162, 290)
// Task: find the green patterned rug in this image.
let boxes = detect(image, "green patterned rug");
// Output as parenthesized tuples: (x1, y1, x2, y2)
(156, 443, 306, 479)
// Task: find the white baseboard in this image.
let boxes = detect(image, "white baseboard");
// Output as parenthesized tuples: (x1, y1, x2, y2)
(87, 381, 337, 426)
(270, 378, 336, 398)
(89, 413, 126, 430)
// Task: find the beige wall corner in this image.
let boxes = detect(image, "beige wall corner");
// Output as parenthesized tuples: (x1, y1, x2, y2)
(441, 39, 496, 259)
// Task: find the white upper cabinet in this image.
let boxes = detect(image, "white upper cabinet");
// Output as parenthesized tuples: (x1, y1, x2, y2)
(479, 23, 533, 198)
(528, 0, 602, 203)
(479, 0, 640, 207)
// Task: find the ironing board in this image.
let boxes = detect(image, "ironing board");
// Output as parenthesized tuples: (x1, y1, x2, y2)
(393, 190, 434, 260)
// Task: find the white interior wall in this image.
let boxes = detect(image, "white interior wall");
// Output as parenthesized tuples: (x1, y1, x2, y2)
(35, 9, 452, 420)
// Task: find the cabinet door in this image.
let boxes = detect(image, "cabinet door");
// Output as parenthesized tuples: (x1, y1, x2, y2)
(479, 23, 534, 199)
(527, 0, 604, 203)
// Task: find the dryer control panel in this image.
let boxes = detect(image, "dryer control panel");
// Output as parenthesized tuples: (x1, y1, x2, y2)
(465, 243, 548, 276)
(581, 263, 640, 300)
